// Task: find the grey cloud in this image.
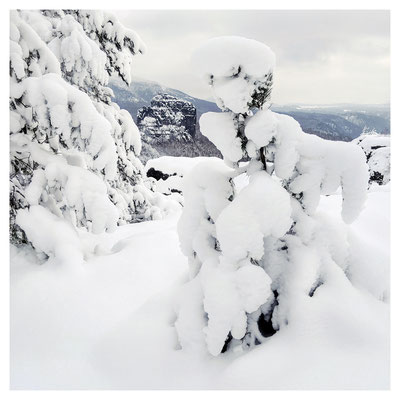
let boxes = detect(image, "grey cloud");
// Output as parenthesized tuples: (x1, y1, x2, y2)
(113, 10, 390, 104)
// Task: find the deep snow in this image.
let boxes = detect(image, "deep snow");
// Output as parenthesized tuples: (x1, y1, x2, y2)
(10, 185, 389, 389)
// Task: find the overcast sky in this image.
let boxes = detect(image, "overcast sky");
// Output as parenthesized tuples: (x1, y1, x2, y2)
(113, 10, 390, 105)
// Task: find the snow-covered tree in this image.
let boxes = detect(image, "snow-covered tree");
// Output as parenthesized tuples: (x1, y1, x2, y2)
(174, 37, 369, 356)
(10, 10, 170, 259)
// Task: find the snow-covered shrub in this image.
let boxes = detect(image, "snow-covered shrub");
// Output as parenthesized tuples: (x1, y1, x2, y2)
(10, 10, 169, 255)
(353, 132, 390, 186)
(175, 36, 369, 356)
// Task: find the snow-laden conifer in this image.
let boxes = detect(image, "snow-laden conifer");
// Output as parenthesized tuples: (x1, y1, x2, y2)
(10, 10, 169, 258)
(175, 36, 369, 356)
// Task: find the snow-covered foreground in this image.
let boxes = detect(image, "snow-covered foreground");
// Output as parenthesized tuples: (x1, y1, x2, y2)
(10, 186, 390, 389)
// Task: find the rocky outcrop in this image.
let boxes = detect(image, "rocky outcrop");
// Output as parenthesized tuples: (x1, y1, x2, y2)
(134, 93, 221, 160)
(353, 133, 390, 185)
(137, 94, 197, 144)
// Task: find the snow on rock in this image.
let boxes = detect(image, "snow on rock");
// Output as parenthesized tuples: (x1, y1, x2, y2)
(353, 133, 390, 186)
(354, 133, 390, 153)
(368, 147, 390, 184)
(145, 156, 219, 202)
(137, 94, 197, 144)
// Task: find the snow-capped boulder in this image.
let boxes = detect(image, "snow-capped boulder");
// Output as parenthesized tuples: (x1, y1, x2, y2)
(353, 133, 390, 185)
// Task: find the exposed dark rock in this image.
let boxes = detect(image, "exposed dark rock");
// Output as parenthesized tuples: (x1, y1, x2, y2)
(146, 167, 175, 181)
(146, 167, 166, 181)
(135, 93, 221, 160)
(110, 78, 390, 161)
(108, 77, 220, 124)
(137, 94, 197, 143)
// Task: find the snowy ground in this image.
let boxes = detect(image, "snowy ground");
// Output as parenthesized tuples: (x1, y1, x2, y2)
(10, 185, 390, 390)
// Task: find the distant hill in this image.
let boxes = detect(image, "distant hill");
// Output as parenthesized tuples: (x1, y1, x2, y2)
(109, 77, 220, 123)
(271, 103, 390, 141)
(275, 111, 363, 141)
(109, 78, 390, 153)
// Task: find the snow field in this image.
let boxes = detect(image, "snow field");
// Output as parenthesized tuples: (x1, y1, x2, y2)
(10, 187, 390, 389)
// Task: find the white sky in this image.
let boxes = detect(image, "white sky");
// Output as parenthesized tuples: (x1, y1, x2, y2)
(113, 10, 390, 104)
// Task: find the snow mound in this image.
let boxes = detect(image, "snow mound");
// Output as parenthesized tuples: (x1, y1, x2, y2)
(145, 156, 220, 206)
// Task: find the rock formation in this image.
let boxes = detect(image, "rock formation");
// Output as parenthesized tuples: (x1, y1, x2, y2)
(137, 94, 197, 143)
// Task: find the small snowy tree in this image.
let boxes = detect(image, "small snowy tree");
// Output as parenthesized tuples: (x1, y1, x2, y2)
(175, 37, 369, 356)
(10, 10, 169, 259)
